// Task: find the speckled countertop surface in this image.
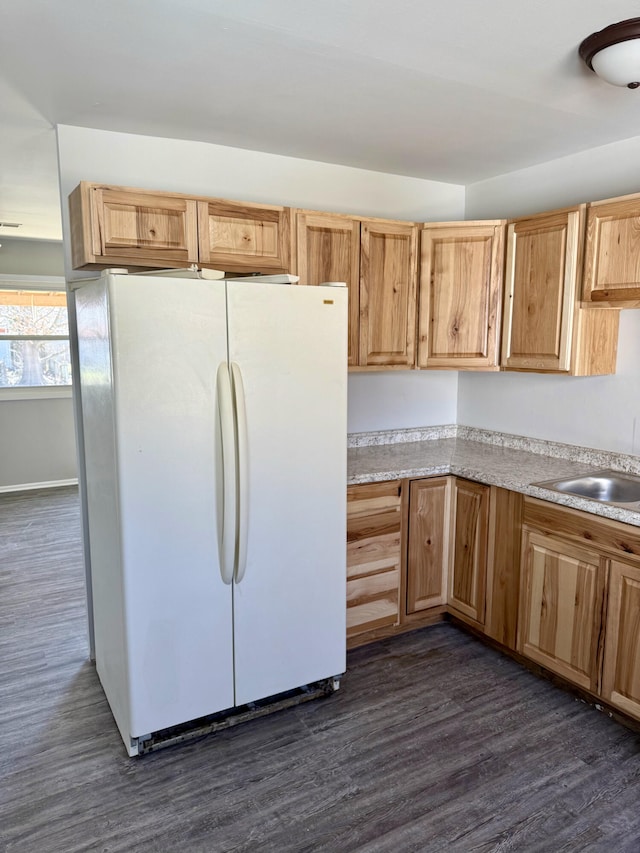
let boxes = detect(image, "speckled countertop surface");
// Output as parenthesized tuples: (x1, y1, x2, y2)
(347, 428, 640, 527)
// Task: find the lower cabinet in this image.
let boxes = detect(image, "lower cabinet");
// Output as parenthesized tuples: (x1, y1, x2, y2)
(601, 560, 640, 719)
(348, 479, 640, 729)
(520, 497, 640, 722)
(406, 477, 450, 613)
(346, 481, 402, 639)
(518, 529, 607, 692)
(484, 487, 523, 650)
(448, 478, 489, 625)
(404, 475, 491, 627)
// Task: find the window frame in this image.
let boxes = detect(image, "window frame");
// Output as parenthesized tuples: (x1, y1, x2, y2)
(0, 274, 72, 400)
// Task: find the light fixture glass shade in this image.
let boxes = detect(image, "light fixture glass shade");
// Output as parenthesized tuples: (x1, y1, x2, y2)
(591, 40, 640, 87)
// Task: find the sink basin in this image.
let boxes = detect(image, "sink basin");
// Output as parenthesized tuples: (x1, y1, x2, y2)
(534, 470, 640, 505)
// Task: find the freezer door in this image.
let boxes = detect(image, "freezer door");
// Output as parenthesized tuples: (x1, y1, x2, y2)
(107, 276, 235, 736)
(227, 282, 348, 705)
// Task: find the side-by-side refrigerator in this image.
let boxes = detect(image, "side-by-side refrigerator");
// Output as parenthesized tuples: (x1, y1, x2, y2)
(74, 272, 348, 755)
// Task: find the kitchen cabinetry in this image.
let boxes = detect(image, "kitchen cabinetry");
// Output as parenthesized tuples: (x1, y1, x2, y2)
(69, 183, 199, 270)
(520, 497, 640, 713)
(448, 478, 489, 625)
(405, 477, 450, 614)
(348, 469, 640, 727)
(518, 528, 607, 692)
(417, 220, 505, 370)
(294, 211, 361, 366)
(484, 487, 523, 650)
(602, 560, 640, 718)
(197, 198, 291, 274)
(346, 481, 402, 639)
(501, 205, 619, 375)
(69, 182, 290, 273)
(359, 219, 418, 368)
(583, 192, 640, 307)
(294, 211, 418, 369)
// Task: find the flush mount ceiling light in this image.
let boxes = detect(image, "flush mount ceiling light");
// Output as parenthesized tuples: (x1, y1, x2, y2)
(580, 18, 640, 88)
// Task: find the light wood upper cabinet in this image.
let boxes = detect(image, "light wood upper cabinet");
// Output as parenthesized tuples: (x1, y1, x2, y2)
(418, 221, 505, 370)
(601, 560, 640, 719)
(69, 184, 199, 270)
(197, 199, 291, 274)
(359, 220, 418, 368)
(406, 477, 450, 614)
(501, 205, 619, 376)
(69, 183, 291, 274)
(346, 481, 403, 640)
(448, 478, 489, 625)
(583, 193, 640, 306)
(518, 529, 607, 692)
(294, 211, 361, 366)
(293, 211, 417, 369)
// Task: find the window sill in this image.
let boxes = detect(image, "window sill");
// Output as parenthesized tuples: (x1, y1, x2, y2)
(0, 386, 73, 401)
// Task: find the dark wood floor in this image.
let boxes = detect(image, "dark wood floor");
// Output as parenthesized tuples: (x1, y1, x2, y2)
(3, 488, 640, 852)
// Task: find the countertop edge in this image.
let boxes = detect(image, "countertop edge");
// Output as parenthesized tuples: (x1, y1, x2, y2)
(347, 441, 640, 527)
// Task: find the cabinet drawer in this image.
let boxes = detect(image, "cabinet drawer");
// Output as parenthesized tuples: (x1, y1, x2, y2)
(346, 569, 400, 637)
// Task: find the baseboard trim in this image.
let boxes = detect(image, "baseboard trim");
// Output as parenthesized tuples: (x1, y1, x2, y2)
(0, 478, 79, 494)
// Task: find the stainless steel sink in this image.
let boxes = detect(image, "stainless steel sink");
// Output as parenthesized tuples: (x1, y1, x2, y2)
(534, 470, 640, 505)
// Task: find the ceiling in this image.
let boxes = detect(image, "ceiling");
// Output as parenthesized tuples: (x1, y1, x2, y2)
(2, 0, 640, 240)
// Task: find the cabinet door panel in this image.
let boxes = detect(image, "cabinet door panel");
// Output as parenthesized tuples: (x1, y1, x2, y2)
(198, 200, 291, 273)
(406, 478, 450, 613)
(448, 479, 489, 624)
(602, 560, 640, 719)
(583, 195, 640, 305)
(502, 208, 583, 372)
(295, 211, 360, 366)
(93, 188, 199, 266)
(518, 530, 606, 692)
(418, 222, 504, 370)
(485, 487, 523, 650)
(359, 221, 417, 367)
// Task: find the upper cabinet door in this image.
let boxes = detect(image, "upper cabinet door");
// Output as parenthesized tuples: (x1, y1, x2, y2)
(418, 221, 505, 370)
(359, 220, 418, 367)
(197, 200, 291, 274)
(583, 193, 640, 307)
(501, 206, 584, 373)
(295, 211, 361, 367)
(69, 183, 199, 270)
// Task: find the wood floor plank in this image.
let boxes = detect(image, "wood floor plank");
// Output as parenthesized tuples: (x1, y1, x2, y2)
(2, 487, 640, 852)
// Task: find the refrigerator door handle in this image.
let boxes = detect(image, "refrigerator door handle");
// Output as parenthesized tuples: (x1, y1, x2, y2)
(216, 362, 237, 585)
(230, 362, 249, 584)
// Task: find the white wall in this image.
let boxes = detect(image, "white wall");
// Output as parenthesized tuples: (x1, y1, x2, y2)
(461, 135, 640, 454)
(56, 125, 465, 432)
(0, 237, 65, 276)
(348, 371, 458, 433)
(0, 398, 77, 488)
(0, 237, 77, 491)
(466, 135, 640, 220)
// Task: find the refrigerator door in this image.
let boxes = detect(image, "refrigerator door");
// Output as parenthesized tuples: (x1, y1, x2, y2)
(107, 275, 235, 736)
(227, 282, 348, 705)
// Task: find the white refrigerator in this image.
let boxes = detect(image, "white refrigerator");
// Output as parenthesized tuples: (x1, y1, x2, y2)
(74, 272, 347, 755)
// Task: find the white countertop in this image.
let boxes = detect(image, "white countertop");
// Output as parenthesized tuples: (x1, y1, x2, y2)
(347, 430, 640, 527)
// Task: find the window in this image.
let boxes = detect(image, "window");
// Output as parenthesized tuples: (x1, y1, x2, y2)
(0, 280, 72, 389)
